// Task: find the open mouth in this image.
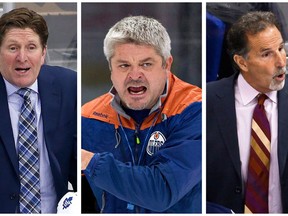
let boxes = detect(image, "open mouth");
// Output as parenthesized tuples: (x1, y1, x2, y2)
(273, 67, 287, 80)
(15, 67, 30, 73)
(275, 73, 285, 79)
(128, 86, 147, 95)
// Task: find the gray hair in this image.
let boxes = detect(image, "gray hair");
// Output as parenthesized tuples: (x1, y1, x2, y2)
(103, 15, 171, 66)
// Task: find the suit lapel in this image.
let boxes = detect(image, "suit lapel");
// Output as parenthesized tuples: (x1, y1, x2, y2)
(0, 76, 19, 174)
(277, 79, 288, 177)
(38, 66, 61, 138)
(38, 66, 64, 190)
(214, 74, 242, 179)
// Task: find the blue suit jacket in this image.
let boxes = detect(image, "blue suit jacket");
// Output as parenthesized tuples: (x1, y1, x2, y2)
(206, 73, 288, 213)
(0, 64, 77, 213)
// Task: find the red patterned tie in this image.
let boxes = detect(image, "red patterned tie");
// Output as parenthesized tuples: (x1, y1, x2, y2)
(244, 94, 270, 213)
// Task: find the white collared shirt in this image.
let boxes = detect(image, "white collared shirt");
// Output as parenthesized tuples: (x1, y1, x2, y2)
(235, 73, 282, 213)
(4, 78, 57, 213)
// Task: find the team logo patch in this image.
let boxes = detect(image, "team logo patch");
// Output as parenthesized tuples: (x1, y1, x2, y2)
(62, 196, 73, 210)
(146, 131, 166, 156)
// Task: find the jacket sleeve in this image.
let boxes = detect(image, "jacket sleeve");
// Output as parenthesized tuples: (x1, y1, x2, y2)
(84, 102, 202, 212)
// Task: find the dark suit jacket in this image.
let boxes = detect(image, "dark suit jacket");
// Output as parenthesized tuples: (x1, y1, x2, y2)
(0, 64, 77, 213)
(206, 73, 288, 213)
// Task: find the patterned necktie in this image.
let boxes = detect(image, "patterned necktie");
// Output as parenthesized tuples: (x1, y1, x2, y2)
(17, 88, 41, 213)
(244, 94, 270, 213)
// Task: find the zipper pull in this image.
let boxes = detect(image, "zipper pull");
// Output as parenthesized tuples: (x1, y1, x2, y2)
(135, 129, 141, 145)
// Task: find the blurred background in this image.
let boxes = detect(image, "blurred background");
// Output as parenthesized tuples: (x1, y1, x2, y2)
(0, 2, 77, 71)
(206, 2, 288, 82)
(82, 3, 202, 105)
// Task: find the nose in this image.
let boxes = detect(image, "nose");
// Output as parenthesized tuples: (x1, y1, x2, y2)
(128, 66, 142, 80)
(16, 49, 28, 62)
(275, 49, 286, 68)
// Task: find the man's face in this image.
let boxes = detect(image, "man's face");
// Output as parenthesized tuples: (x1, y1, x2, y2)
(237, 26, 286, 93)
(110, 43, 172, 110)
(0, 28, 46, 87)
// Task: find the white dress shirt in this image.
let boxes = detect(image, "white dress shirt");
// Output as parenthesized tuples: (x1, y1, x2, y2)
(235, 73, 282, 213)
(4, 78, 57, 213)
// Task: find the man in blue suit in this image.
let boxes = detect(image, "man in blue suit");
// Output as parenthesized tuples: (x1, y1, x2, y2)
(207, 11, 288, 213)
(0, 8, 77, 213)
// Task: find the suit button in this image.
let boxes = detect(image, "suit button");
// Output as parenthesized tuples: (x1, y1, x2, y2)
(10, 194, 16, 200)
(235, 187, 241, 193)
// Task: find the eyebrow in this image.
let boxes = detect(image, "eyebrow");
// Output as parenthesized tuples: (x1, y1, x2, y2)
(115, 59, 129, 64)
(114, 57, 155, 64)
(5, 39, 39, 44)
(139, 57, 155, 63)
(259, 41, 284, 53)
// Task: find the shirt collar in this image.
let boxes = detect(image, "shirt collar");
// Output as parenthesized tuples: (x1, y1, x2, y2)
(237, 73, 277, 105)
(3, 78, 39, 97)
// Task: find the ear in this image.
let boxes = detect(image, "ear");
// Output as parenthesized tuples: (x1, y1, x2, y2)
(233, 54, 248, 72)
(41, 45, 47, 65)
(164, 56, 173, 71)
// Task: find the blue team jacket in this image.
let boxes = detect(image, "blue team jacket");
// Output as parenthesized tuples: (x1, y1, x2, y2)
(82, 72, 202, 213)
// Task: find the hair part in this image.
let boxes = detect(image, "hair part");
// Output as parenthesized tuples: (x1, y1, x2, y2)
(0, 7, 49, 49)
(103, 15, 171, 68)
